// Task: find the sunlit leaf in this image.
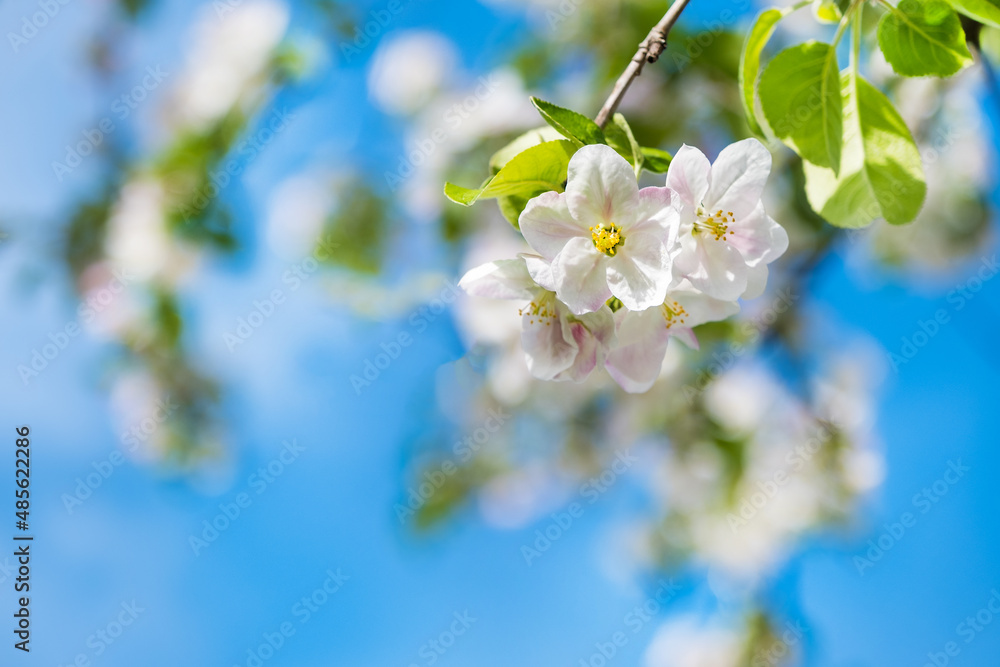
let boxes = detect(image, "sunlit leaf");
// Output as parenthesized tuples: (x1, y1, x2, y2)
(760, 41, 843, 171)
(878, 0, 972, 77)
(803, 71, 926, 227)
(530, 97, 606, 146)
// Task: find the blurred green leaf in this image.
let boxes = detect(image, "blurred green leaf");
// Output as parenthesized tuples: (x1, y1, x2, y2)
(947, 0, 1000, 27)
(639, 147, 673, 173)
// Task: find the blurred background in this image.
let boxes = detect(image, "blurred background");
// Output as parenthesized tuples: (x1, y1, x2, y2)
(2, 0, 999, 664)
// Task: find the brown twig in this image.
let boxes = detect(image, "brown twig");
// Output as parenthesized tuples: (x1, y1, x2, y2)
(594, 0, 693, 129)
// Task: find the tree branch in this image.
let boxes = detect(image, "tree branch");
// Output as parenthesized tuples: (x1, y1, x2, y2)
(594, 0, 693, 129)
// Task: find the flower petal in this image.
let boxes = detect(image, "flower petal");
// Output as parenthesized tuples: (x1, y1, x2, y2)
(668, 287, 741, 328)
(459, 258, 537, 300)
(519, 190, 587, 260)
(674, 233, 748, 301)
(669, 326, 700, 350)
(551, 236, 613, 314)
(741, 263, 768, 300)
(666, 144, 711, 214)
(605, 308, 671, 393)
(628, 186, 680, 243)
(565, 144, 639, 225)
(729, 203, 788, 267)
(705, 138, 771, 219)
(606, 231, 671, 311)
(553, 305, 616, 382)
(521, 253, 557, 292)
(520, 302, 577, 381)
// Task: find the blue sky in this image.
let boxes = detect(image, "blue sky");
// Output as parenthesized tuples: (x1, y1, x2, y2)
(1, 0, 999, 665)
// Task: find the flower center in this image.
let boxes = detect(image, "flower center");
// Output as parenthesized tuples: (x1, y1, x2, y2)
(519, 296, 556, 326)
(660, 300, 688, 329)
(693, 207, 736, 241)
(590, 222, 625, 256)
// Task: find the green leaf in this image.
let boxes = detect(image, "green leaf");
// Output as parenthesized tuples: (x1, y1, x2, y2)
(497, 192, 538, 227)
(814, 0, 843, 22)
(489, 126, 564, 173)
(877, 0, 973, 77)
(603, 113, 643, 176)
(639, 147, 673, 173)
(739, 7, 788, 137)
(946, 0, 1000, 28)
(760, 41, 843, 171)
(530, 97, 606, 147)
(803, 71, 926, 228)
(444, 139, 576, 206)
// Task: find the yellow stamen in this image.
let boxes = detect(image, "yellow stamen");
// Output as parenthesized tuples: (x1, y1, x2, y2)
(692, 207, 736, 241)
(660, 300, 688, 328)
(589, 222, 625, 256)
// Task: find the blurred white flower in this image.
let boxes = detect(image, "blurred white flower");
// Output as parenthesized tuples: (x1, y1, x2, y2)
(645, 615, 743, 667)
(266, 172, 335, 262)
(367, 31, 458, 115)
(170, 0, 289, 130)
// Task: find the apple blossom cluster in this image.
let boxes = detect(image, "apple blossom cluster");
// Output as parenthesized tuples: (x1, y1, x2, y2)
(459, 138, 788, 393)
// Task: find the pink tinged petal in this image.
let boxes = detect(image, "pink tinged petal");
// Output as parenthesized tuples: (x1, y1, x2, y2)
(554, 321, 599, 382)
(628, 187, 680, 244)
(519, 190, 587, 260)
(459, 258, 537, 300)
(669, 288, 741, 328)
(606, 231, 671, 311)
(551, 236, 613, 315)
(674, 233, 749, 302)
(741, 263, 769, 300)
(729, 203, 789, 267)
(576, 305, 617, 349)
(669, 326, 700, 350)
(520, 304, 577, 381)
(521, 253, 557, 292)
(553, 305, 617, 383)
(665, 144, 711, 215)
(565, 144, 639, 225)
(704, 138, 772, 219)
(605, 308, 671, 394)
